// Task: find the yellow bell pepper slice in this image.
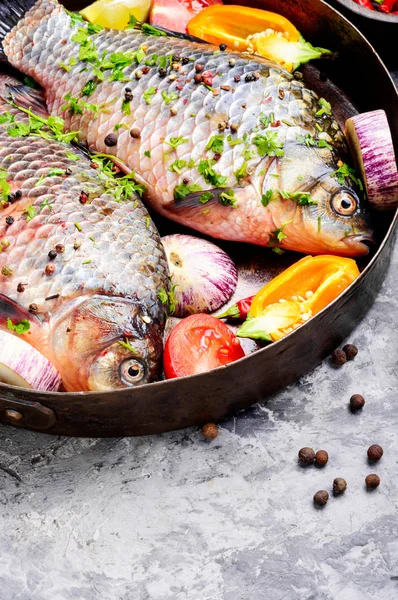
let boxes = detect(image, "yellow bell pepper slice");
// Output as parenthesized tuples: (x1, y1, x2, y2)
(237, 256, 360, 342)
(187, 5, 300, 53)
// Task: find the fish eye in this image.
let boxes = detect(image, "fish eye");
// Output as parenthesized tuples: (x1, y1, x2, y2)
(120, 358, 146, 385)
(331, 191, 358, 216)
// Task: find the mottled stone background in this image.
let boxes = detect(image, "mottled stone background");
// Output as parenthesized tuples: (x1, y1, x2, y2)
(0, 232, 396, 600)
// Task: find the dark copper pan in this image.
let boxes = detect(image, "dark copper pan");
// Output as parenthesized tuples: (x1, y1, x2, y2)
(0, 0, 396, 437)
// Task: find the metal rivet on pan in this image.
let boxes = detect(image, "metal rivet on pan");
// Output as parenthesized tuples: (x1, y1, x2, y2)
(4, 409, 24, 423)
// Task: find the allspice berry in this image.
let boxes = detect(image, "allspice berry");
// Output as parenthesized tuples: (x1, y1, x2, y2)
(313, 490, 329, 506)
(331, 349, 347, 366)
(333, 477, 347, 496)
(104, 133, 118, 147)
(202, 423, 218, 440)
(365, 474, 380, 489)
(367, 444, 383, 462)
(315, 450, 329, 466)
(350, 394, 365, 411)
(343, 344, 358, 360)
(298, 447, 315, 465)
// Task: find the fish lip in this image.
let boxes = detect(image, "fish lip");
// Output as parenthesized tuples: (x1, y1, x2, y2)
(341, 233, 375, 255)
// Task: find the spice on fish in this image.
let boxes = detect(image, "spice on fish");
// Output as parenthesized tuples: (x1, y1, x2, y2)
(198, 160, 227, 188)
(82, 259, 92, 265)
(219, 189, 237, 207)
(317, 216, 322, 233)
(118, 338, 138, 354)
(169, 160, 187, 174)
(278, 190, 318, 206)
(269, 222, 291, 254)
(24, 206, 36, 222)
(226, 135, 243, 147)
(206, 135, 224, 154)
(234, 161, 248, 183)
(66, 151, 79, 161)
(331, 163, 363, 190)
(1, 265, 13, 276)
(199, 192, 214, 204)
(45, 293, 60, 301)
(316, 98, 332, 117)
(5, 216, 14, 226)
(164, 137, 188, 151)
(74, 222, 82, 232)
(144, 151, 151, 158)
(145, 216, 151, 229)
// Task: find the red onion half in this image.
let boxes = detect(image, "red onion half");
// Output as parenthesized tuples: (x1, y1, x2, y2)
(162, 234, 238, 318)
(345, 110, 398, 210)
(0, 330, 61, 391)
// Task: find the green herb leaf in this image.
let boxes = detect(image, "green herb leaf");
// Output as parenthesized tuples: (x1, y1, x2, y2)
(164, 136, 188, 151)
(143, 87, 157, 105)
(7, 318, 30, 335)
(24, 205, 37, 222)
(226, 134, 243, 147)
(219, 189, 237, 207)
(206, 135, 224, 154)
(126, 14, 138, 29)
(278, 190, 318, 206)
(66, 151, 79, 162)
(331, 163, 363, 190)
(118, 338, 138, 354)
(169, 159, 187, 174)
(142, 23, 167, 36)
(261, 190, 274, 207)
(81, 79, 98, 97)
(234, 161, 248, 184)
(253, 131, 284, 157)
(161, 90, 178, 105)
(316, 97, 332, 117)
(174, 182, 202, 201)
(198, 159, 227, 188)
(199, 191, 214, 204)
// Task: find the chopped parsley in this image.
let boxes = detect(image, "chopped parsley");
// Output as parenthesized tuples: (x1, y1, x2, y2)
(259, 113, 272, 128)
(164, 136, 188, 151)
(278, 190, 318, 206)
(66, 152, 79, 161)
(158, 284, 177, 316)
(269, 222, 291, 254)
(142, 23, 167, 36)
(144, 150, 151, 158)
(81, 79, 98, 97)
(234, 161, 248, 183)
(317, 216, 322, 233)
(317, 139, 333, 151)
(316, 98, 332, 117)
(219, 189, 237, 207)
(35, 168, 66, 187)
(0, 168, 11, 205)
(227, 135, 243, 147)
(198, 159, 227, 188)
(206, 135, 224, 154)
(161, 91, 178, 105)
(169, 159, 187, 174)
(331, 163, 363, 190)
(199, 191, 214, 204)
(118, 338, 137, 354)
(7, 104, 79, 143)
(143, 87, 157, 105)
(126, 14, 138, 29)
(174, 182, 202, 201)
(62, 93, 101, 116)
(65, 9, 85, 27)
(261, 190, 274, 207)
(39, 197, 53, 212)
(7, 318, 30, 335)
(122, 98, 131, 116)
(296, 133, 316, 147)
(24, 205, 37, 222)
(253, 131, 284, 157)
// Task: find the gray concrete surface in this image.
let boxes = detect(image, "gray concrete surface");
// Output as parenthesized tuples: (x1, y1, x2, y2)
(0, 240, 396, 599)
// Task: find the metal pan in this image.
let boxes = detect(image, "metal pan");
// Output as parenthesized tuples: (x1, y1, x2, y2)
(0, 0, 396, 437)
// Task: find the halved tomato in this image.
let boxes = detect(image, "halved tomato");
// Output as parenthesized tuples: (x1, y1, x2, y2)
(164, 314, 245, 379)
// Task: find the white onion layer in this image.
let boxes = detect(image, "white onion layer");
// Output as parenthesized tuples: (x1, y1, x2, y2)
(345, 110, 398, 210)
(0, 330, 61, 391)
(162, 234, 238, 318)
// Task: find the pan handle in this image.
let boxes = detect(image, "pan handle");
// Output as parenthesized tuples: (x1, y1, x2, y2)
(0, 394, 56, 431)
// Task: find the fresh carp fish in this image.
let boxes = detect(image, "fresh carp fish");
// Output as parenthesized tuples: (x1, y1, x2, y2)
(0, 74, 169, 392)
(0, 0, 373, 256)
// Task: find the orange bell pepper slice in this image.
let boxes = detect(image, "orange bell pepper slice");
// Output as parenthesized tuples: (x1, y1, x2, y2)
(187, 5, 299, 53)
(237, 256, 360, 342)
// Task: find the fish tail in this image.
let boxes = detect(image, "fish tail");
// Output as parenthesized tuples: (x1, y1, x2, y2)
(0, 0, 37, 63)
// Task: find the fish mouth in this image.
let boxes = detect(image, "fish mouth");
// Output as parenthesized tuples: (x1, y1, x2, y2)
(342, 233, 375, 255)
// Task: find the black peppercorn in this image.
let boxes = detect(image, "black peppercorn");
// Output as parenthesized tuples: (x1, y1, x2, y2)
(343, 344, 358, 360)
(8, 190, 22, 202)
(365, 474, 380, 489)
(65, 167, 72, 176)
(219, 43, 227, 51)
(315, 450, 328, 466)
(213, 153, 221, 162)
(245, 73, 255, 82)
(48, 249, 57, 260)
(172, 54, 180, 62)
(17, 283, 26, 293)
(331, 349, 347, 366)
(158, 67, 167, 77)
(333, 478, 347, 496)
(367, 444, 383, 462)
(313, 490, 329, 506)
(181, 56, 189, 65)
(182, 178, 189, 185)
(350, 394, 365, 411)
(298, 447, 315, 465)
(104, 133, 118, 147)
(124, 91, 133, 102)
(5, 216, 14, 226)
(29, 303, 38, 313)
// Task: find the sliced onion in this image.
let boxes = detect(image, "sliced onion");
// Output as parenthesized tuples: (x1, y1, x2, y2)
(345, 110, 398, 210)
(0, 330, 61, 391)
(162, 234, 238, 318)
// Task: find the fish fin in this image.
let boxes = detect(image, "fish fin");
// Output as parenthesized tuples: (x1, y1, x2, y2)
(136, 22, 207, 44)
(0, 0, 37, 62)
(3, 83, 48, 118)
(0, 294, 41, 330)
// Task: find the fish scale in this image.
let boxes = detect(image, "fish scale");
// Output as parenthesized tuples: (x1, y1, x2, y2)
(2, 0, 373, 256)
(0, 88, 169, 391)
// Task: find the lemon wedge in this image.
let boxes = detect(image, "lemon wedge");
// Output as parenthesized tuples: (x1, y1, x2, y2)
(80, 0, 152, 30)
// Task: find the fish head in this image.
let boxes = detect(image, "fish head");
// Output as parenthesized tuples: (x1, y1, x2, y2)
(262, 139, 374, 256)
(50, 296, 165, 392)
